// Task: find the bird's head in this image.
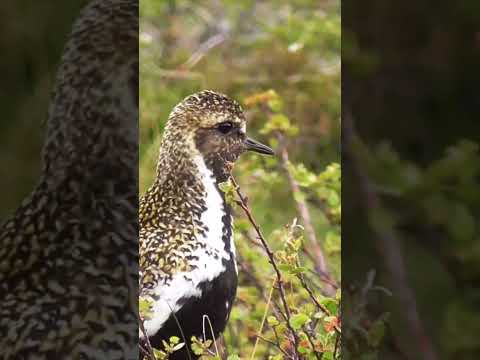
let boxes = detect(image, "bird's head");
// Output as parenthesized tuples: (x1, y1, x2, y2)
(162, 90, 274, 179)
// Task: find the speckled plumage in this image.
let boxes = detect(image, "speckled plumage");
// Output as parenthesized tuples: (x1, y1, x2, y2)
(139, 91, 273, 358)
(140, 92, 245, 288)
(0, 1, 138, 359)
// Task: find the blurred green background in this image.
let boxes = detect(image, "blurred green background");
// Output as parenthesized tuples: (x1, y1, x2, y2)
(0, 1, 88, 221)
(344, 1, 480, 359)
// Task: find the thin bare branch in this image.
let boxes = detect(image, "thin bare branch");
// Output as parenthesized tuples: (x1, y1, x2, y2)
(139, 315, 156, 360)
(277, 133, 336, 296)
(250, 280, 276, 360)
(303, 326, 322, 360)
(343, 109, 438, 360)
(257, 335, 293, 359)
(231, 176, 301, 359)
(182, 33, 227, 70)
(298, 274, 341, 334)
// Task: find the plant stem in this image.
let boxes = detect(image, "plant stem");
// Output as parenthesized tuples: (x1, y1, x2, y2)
(250, 280, 275, 360)
(276, 133, 336, 296)
(231, 176, 301, 359)
(343, 109, 438, 360)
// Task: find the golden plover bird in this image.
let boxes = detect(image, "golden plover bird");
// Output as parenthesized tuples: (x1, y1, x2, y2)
(0, 0, 138, 358)
(139, 90, 274, 358)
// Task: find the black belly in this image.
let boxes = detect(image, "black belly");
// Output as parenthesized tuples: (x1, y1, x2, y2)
(148, 259, 238, 359)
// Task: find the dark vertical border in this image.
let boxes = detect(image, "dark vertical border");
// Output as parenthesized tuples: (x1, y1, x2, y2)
(343, 1, 480, 359)
(0, 1, 139, 358)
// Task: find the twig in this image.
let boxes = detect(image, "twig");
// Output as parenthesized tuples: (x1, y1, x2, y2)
(276, 132, 336, 296)
(303, 326, 322, 360)
(333, 332, 340, 359)
(227, 322, 239, 354)
(256, 335, 292, 359)
(237, 253, 287, 323)
(203, 314, 220, 358)
(298, 274, 341, 334)
(250, 280, 275, 360)
(181, 33, 227, 69)
(169, 302, 192, 360)
(139, 315, 156, 360)
(217, 337, 228, 360)
(272, 327, 282, 353)
(302, 242, 339, 289)
(231, 176, 301, 359)
(343, 109, 438, 360)
(144, 66, 206, 82)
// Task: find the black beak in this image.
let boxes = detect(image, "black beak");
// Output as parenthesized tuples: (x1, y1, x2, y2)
(244, 137, 275, 155)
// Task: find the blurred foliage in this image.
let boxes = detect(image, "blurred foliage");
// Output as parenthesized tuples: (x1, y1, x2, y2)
(343, 1, 480, 359)
(140, 0, 340, 358)
(344, 139, 480, 359)
(0, 1, 89, 220)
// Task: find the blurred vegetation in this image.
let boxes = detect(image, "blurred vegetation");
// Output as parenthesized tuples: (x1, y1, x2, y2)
(343, 1, 480, 359)
(140, 0, 340, 358)
(0, 1, 89, 220)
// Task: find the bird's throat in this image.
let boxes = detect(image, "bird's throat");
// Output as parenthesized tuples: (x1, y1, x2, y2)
(193, 154, 234, 255)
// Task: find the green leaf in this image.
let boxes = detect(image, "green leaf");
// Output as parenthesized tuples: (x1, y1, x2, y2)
(278, 264, 294, 272)
(139, 298, 153, 319)
(290, 313, 310, 330)
(268, 97, 284, 112)
(270, 355, 283, 360)
(172, 342, 185, 352)
(153, 348, 167, 359)
(260, 113, 299, 136)
(190, 336, 205, 356)
(219, 179, 237, 207)
(322, 351, 334, 360)
(267, 315, 279, 326)
(289, 163, 317, 187)
(327, 191, 340, 207)
(325, 231, 341, 253)
(289, 266, 308, 275)
(169, 336, 180, 345)
(298, 344, 310, 354)
(321, 298, 338, 314)
(190, 342, 204, 356)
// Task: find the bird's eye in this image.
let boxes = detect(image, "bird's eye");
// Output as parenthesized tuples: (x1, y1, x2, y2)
(217, 121, 234, 134)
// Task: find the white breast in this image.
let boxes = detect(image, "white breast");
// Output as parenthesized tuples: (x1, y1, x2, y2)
(141, 155, 236, 339)
(196, 155, 229, 253)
